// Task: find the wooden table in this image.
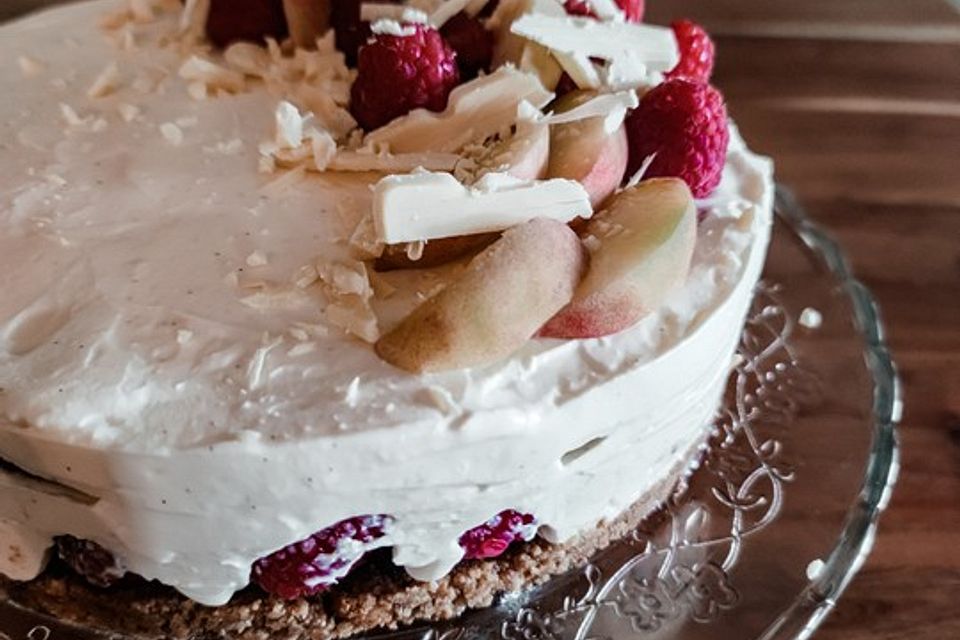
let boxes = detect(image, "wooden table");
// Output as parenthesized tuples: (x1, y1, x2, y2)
(1, 1, 958, 638)
(649, 1, 960, 637)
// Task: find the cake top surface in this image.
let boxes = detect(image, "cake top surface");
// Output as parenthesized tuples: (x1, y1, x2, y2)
(0, 0, 771, 452)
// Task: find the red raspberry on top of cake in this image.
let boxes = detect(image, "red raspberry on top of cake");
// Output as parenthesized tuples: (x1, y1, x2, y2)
(350, 23, 460, 131)
(625, 78, 731, 198)
(666, 19, 717, 84)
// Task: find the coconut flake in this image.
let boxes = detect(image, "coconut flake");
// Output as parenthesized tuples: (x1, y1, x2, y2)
(325, 299, 380, 343)
(160, 122, 184, 146)
(240, 289, 314, 312)
(178, 55, 245, 93)
(308, 127, 338, 171)
(246, 250, 269, 267)
(328, 150, 459, 173)
(18, 55, 46, 78)
(317, 260, 374, 299)
(59, 103, 88, 128)
(293, 264, 320, 289)
(186, 81, 207, 101)
(624, 153, 656, 189)
(405, 240, 426, 261)
(287, 342, 318, 357)
(370, 19, 419, 37)
(542, 90, 638, 133)
(204, 138, 244, 156)
(349, 214, 386, 259)
(274, 101, 307, 149)
(317, 259, 380, 343)
(293, 86, 357, 136)
(223, 42, 271, 76)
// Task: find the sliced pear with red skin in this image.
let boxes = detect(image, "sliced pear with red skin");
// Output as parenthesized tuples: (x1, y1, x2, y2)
(539, 178, 697, 339)
(480, 121, 550, 181)
(375, 233, 500, 272)
(377, 218, 587, 373)
(546, 90, 630, 209)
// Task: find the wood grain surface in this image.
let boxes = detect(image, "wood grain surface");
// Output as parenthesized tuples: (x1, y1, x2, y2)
(0, 1, 958, 638)
(648, 1, 960, 638)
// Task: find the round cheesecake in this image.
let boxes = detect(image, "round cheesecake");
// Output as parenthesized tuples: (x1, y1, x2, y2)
(0, 0, 774, 634)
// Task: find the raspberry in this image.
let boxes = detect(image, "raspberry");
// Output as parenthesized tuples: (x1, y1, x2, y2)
(564, 0, 645, 22)
(459, 510, 538, 560)
(625, 79, 729, 198)
(440, 13, 493, 80)
(205, 0, 288, 49)
(350, 25, 460, 131)
(252, 515, 390, 600)
(665, 20, 716, 84)
(55, 536, 126, 588)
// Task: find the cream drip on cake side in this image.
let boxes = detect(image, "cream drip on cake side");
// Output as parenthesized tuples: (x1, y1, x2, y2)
(0, 0, 774, 605)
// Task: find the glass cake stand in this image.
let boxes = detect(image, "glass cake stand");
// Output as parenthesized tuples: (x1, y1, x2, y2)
(0, 185, 901, 639)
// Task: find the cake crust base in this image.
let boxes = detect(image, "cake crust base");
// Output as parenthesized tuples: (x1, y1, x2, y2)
(0, 441, 705, 640)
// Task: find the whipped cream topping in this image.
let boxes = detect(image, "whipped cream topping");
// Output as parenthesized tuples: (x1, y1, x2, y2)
(0, 0, 774, 605)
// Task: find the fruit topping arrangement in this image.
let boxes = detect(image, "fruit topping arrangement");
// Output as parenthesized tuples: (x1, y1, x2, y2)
(50, 0, 734, 600)
(129, 0, 729, 373)
(165, 0, 728, 374)
(376, 217, 588, 372)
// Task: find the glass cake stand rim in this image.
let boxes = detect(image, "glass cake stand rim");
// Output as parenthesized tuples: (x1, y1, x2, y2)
(754, 187, 902, 640)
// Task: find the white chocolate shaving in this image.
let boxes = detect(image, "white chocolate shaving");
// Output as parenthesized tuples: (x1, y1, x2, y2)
(373, 171, 592, 243)
(365, 66, 553, 154)
(542, 90, 638, 133)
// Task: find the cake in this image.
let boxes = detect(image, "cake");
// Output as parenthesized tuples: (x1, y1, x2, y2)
(0, 0, 774, 637)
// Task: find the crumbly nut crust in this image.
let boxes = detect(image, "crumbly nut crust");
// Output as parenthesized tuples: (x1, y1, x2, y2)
(0, 443, 701, 640)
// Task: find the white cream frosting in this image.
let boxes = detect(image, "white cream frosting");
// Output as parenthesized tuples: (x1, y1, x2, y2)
(0, 0, 774, 605)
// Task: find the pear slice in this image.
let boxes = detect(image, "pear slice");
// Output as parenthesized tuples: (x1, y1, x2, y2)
(375, 233, 500, 272)
(484, 121, 551, 181)
(377, 218, 587, 372)
(540, 178, 697, 339)
(546, 90, 629, 208)
(519, 41, 563, 91)
(282, 0, 330, 49)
